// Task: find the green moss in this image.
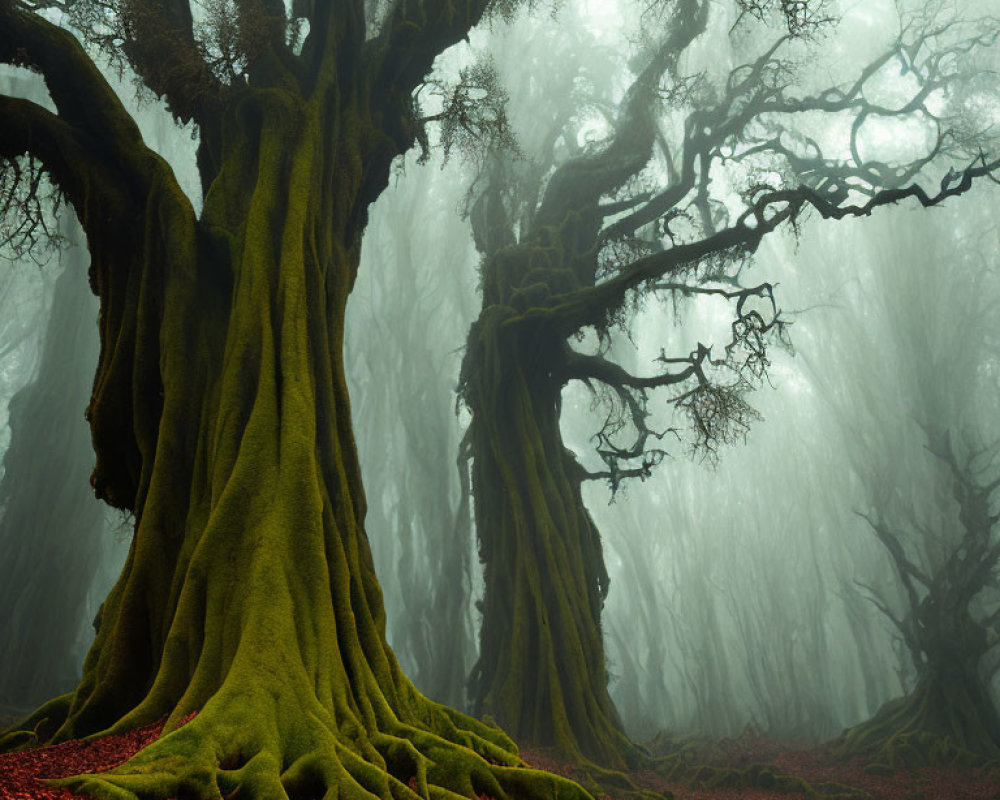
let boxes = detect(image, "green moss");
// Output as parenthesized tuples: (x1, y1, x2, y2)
(1, 56, 598, 800)
(463, 306, 638, 774)
(835, 673, 1000, 769)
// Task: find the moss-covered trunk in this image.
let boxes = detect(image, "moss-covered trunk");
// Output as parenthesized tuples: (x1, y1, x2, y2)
(1, 62, 591, 800)
(466, 312, 636, 770)
(837, 609, 1000, 766)
(838, 430, 1000, 769)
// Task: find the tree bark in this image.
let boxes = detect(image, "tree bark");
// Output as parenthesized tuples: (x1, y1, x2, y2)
(465, 310, 638, 769)
(0, 15, 593, 799)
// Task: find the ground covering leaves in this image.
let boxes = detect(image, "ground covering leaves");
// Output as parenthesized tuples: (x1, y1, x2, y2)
(523, 730, 1000, 800)
(0, 713, 196, 800)
(1, 718, 997, 799)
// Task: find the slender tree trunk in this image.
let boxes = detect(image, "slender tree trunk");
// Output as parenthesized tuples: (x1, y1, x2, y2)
(0, 246, 104, 714)
(466, 314, 637, 769)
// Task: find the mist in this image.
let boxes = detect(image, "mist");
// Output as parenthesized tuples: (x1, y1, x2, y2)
(1, 0, 998, 796)
(344, 0, 1000, 752)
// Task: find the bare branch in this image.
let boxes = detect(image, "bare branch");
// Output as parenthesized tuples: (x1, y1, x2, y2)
(602, 8, 999, 263)
(852, 578, 919, 655)
(0, 152, 65, 265)
(534, 0, 710, 230)
(560, 280, 782, 482)
(855, 511, 931, 603)
(364, 0, 494, 121)
(562, 350, 700, 391)
(0, 6, 149, 150)
(522, 153, 1000, 336)
(0, 95, 122, 233)
(38, 0, 229, 124)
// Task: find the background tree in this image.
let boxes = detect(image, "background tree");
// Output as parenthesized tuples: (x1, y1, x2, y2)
(346, 158, 479, 711)
(0, 3, 595, 800)
(459, 0, 1000, 768)
(842, 435, 1000, 764)
(0, 219, 109, 716)
(802, 210, 1000, 764)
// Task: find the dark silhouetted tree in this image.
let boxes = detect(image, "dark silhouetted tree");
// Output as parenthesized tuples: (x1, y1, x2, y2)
(842, 434, 1000, 764)
(812, 211, 1000, 765)
(0, 223, 105, 716)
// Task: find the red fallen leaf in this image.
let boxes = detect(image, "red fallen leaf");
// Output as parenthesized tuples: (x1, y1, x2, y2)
(0, 712, 197, 800)
(6, 724, 997, 800)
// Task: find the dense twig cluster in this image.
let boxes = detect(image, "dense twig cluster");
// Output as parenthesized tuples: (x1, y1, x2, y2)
(460, 0, 1000, 497)
(0, 156, 62, 265)
(734, 0, 837, 37)
(417, 58, 520, 165)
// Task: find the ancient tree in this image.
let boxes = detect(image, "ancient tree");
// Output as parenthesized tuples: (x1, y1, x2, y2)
(459, 0, 1000, 767)
(842, 436, 1000, 764)
(0, 2, 592, 799)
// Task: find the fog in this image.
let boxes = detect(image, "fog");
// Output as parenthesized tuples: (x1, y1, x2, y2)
(1, 0, 998, 758)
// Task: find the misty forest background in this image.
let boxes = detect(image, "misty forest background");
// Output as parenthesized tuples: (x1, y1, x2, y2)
(0, 0, 998, 749)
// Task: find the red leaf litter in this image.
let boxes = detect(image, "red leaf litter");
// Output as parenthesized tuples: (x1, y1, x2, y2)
(0, 712, 196, 800)
(2, 723, 998, 799)
(523, 735, 1000, 800)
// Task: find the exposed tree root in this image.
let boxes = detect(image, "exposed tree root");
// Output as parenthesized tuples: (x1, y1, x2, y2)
(10, 715, 1000, 800)
(834, 678, 1000, 771)
(5, 693, 596, 800)
(521, 746, 671, 800)
(0, 692, 75, 751)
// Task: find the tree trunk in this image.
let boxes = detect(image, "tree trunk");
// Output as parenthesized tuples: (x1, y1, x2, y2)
(837, 611, 1000, 766)
(1, 77, 589, 800)
(465, 312, 637, 770)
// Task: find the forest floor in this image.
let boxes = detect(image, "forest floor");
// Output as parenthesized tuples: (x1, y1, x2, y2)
(0, 716, 997, 800)
(522, 731, 1000, 800)
(0, 713, 169, 799)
